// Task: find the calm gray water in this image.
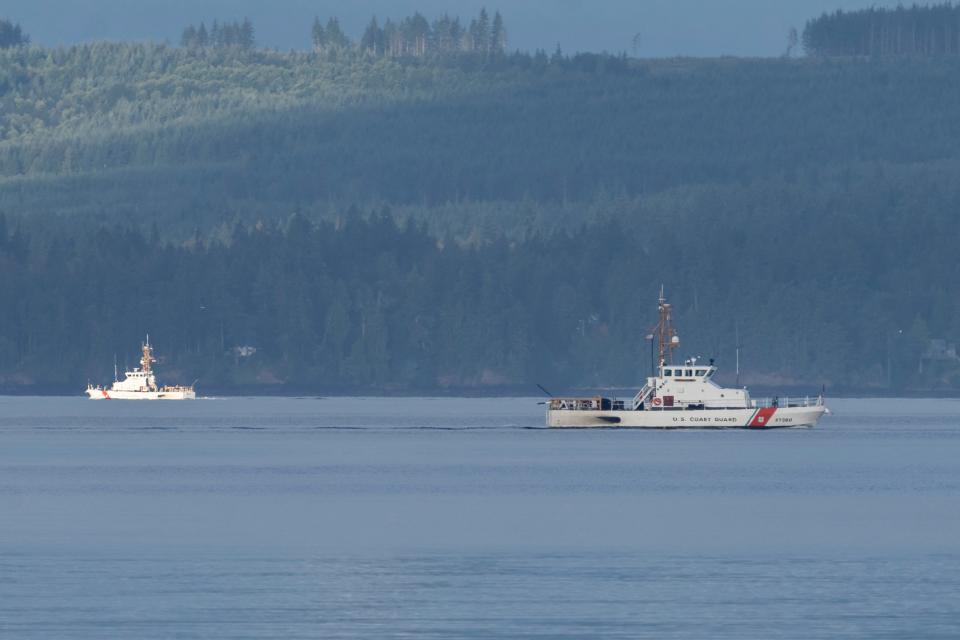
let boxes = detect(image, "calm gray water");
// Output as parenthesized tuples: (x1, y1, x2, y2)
(1, 396, 959, 638)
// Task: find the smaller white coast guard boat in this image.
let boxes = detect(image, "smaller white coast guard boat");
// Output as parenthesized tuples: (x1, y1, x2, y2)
(85, 336, 195, 400)
(547, 290, 827, 429)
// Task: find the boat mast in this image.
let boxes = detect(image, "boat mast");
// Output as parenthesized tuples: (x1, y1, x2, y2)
(652, 286, 679, 369)
(141, 334, 156, 373)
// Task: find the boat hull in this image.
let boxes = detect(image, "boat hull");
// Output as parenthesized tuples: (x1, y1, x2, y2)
(547, 405, 826, 429)
(85, 388, 195, 400)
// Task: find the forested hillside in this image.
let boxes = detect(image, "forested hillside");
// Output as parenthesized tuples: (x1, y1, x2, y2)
(4, 43, 960, 234)
(1, 28, 960, 393)
(804, 3, 960, 57)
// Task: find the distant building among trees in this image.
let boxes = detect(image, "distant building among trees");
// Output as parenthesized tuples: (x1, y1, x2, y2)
(312, 8, 507, 58)
(0, 19, 29, 49)
(181, 18, 255, 50)
(804, 3, 960, 57)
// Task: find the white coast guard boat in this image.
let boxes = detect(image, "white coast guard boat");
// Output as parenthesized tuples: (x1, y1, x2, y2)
(85, 336, 195, 400)
(547, 291, 827, 428)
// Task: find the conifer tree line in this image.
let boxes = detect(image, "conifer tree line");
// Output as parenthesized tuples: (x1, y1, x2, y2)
(181, 18, 255, 50)
(313, 8, 507, 57)
(804, 3, 960, 56)
(2, 191, 958, 393)
(0, 19, 29, 49)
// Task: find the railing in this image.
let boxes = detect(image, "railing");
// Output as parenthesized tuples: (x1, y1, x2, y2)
(549, 398, 600, 411)
(548, 397, 626, 411)
(751, 396, 823, 409)
(550, 395, 824, 412)
(632, 384, 653, 410)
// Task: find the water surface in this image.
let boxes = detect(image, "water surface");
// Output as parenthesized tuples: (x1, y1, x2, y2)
(1, 397, 958, 638)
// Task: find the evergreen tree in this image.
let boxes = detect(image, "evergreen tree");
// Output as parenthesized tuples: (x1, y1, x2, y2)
(383, 19, 401, 56)
(181, 25, 198, 48)
(311, 16, 325, 52)
(399, 12, 430, 57)
(551, 42, 564, 63)
(0, 19, 28, 49)
(476, 8, 490, 53)
(466, 18, 479, 52)
(431, 14, 460, 54)
(786, 27, 798, 57)
(240, 18, 255, 50)
(325, 17, 350, 50)
(450, 17, 465, 51)
(360, 16, 383, 54)
(490, 11, 506, 54)
(223, 22, 239, 47)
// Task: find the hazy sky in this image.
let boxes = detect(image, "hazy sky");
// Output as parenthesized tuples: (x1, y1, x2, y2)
(5, 0, 910, 57)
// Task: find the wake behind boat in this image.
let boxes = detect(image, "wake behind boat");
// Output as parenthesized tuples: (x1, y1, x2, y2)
(85, 336, 195, 400)
(547, 291, 827, 429)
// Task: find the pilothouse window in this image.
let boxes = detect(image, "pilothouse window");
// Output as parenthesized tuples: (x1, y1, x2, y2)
(695, 369, 707, 377)
(664, 369, 672, 376)
(685, 369, 693, 377)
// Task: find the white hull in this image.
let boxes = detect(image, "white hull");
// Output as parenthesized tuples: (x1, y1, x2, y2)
(86, 388, 195, 400)
(547, 405, 826, 429)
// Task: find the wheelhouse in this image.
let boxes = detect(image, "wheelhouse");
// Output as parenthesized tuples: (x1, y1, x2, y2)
(660, 363, 716, 382)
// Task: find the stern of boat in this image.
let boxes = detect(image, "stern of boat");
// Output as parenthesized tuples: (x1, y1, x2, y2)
(85, 385, 107, 399)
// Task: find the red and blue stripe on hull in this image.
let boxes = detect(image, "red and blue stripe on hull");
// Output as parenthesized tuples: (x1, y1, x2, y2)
(747, 407, 777, 428)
